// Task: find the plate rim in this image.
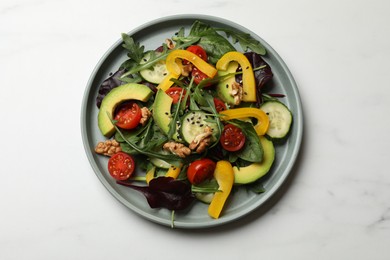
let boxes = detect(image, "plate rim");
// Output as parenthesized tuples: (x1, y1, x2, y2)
(81, 14, 303, 229)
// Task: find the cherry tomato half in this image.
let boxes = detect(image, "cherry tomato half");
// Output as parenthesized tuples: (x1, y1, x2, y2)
(108, 152, 135, 181)
(192, 67, 210, 85)
(213, 98, 227, 113)
(220, 124, 246, 152)
(186, 45, 208, 62)
(114, 102, 142, 129)
(187, 158, 216, 185)
(165, 86, 187, 104)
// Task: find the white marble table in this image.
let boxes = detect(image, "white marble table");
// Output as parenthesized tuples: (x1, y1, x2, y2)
(1, 0, 389, 259)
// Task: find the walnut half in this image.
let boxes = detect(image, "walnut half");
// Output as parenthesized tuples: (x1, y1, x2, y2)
(230, 81, 243, 105)
(163, 142, 191, 158)
(189, 126, 213, 153)
(140, 107, 151, 126)
(95, 139, 122, 156)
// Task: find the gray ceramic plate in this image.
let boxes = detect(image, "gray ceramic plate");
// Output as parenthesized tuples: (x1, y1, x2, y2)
(81, 14, 303, 229)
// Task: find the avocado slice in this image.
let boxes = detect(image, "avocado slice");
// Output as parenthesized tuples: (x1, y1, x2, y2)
(233, 136, 275, 184)
(153, 89, 173, 134)
(216, 61, 239, 106)
(98, 83, 153, 137)
(153, 89, 182, 141)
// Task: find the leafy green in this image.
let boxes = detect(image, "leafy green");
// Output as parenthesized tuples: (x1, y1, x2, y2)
(121, 33, 144, 63)
(229, 120, 264, 163)
(120, 36, 200, 79)
(247, 181, 266, 194)
(173, 20, 236, 64)
(217, 28, 266, 55)
(109, 114, 182, 163)
(167, 94, 183, 140)
(203, 92, 223, 148)
(191, 178, 220, 193)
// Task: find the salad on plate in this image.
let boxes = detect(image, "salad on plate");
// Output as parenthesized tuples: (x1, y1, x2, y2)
(93, 20, 293, 225)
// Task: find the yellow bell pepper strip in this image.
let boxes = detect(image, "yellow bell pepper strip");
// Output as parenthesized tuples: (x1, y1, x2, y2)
(145, 166, 156, 184)
(165, 163, 183, 179)
(208, 161, 234, 219)
(220, 107, 270, 136)
(165, 50, 218, 78)
(156, 72, 180, 91)
(216, 51, 256, 102)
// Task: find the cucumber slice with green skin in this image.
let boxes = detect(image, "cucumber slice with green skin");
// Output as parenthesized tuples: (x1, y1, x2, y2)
(149, 157, 171, 169)
(194, 193, 214, 204)
(260, 101, 293, 140)
(139, 52, 169, 84)
(180, 111, 220, 145)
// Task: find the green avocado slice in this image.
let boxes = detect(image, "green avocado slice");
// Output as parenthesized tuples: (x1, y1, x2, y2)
(98, 83, 153, 137)
(233, 136, 275, 184)
(152, 89, 173, 135)
(216, 61, 239, 106)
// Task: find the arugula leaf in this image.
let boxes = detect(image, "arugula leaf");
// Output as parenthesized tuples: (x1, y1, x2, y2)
(121, 33, 144, 63)
(217, 28, 266, 55)
(167, 99, 182, 140)
(191, 178, 220, 193)
(120, 36, 200, 79)
(110, 114, 182, 162)
(203, 92, 223, 148)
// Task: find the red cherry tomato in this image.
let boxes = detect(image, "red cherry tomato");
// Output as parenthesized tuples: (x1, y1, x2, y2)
(213, 98, 227, 113)
(184, 45, 211, 86)
(186, 45, 208, 61)
(165, 86, 187, 104)
(191, 67, 210, 85)
(114, 102, 142, 129)
(187, 158, 216, 185)
(108, 152, 135, 181)
(220, 124, 246, 152)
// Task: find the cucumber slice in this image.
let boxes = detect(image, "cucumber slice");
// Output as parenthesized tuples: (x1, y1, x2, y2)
(194, 193, 214, 204)
(260, 101, 292, 139)
(139, 52, 169, 84)
(149, 157, 171, 169)
(180, 111, 220, 144)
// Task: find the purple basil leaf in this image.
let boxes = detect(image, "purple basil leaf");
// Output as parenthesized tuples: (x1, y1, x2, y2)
(117, 177, 195, 211)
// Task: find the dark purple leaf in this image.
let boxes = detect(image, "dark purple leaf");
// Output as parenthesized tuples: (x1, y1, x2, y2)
(117, 177, 195, 210)
(96, 69, 126, 108)
(96, 69, 159, 108)
(236, 52, 273, 106)
(244, 52, 273, 89)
